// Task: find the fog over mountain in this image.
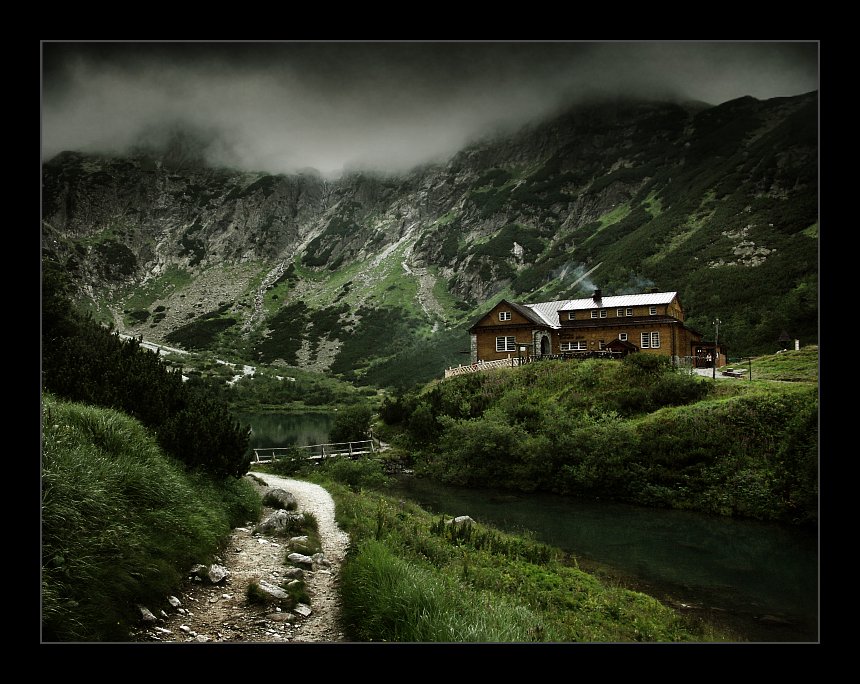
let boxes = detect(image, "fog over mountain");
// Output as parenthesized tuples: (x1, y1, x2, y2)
(41, 41, 819, 178)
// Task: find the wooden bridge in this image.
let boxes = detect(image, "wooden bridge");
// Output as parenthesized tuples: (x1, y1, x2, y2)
(252, 439, 377, 464)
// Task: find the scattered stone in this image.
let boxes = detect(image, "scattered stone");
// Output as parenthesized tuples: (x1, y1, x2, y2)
(312, 553, 331, 568)
(160, 610, 169, 618)
(154, 627, 172, 635)
(447, 516, 475, 526)
(294, 604, 312, 617)
(258, 510, 306, 535)
(180, 625, 193, 633)
(207, 564, 230, 584)
(195, 634, 209, 642)
(266, 488, 298, 510)
(267, 612, 296, 623)
(138, 605, 158, 623)
(257, 579, 290, 601)
(287, 552, 314, 567)
(282, 567, 305, 579)
(189, 564, 207, 577)
(168, 596, 181, 608)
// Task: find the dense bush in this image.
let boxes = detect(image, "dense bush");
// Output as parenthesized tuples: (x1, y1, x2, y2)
(329, 404, 373, 443)
(382, 358, 817, 524)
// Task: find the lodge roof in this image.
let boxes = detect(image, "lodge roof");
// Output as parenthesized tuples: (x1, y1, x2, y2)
(469, 292, 682, 332)
(559, 291, 679, 311)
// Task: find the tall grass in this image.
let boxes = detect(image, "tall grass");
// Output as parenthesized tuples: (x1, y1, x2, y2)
(41, 393, 261, 641)
(325, 482, 724, 642)
(341, 539, 546, 642)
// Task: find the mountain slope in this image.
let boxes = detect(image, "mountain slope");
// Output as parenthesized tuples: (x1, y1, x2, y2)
(41, 92, 818, 387)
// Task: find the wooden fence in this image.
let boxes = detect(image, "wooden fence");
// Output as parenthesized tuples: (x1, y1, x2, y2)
(252, 439, 376, 463)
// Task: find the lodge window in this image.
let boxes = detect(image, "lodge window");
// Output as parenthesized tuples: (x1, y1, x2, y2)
(599, 309, 607, 318)
(496, 336, 516, 352)
(568, 312, 575, 320)
(619, 333, 628, 341)
(626, 308, 633, 316)
(640, 331, 660, 349)
(649, 306, 657, 315)
(561, 341, 588, 351)
(616, 308, 624, 317)
(499, 311, 512, 321)
(591, 310, 598, 319)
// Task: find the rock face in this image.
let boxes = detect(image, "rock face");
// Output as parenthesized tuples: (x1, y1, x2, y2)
(42, 91, 819, 366)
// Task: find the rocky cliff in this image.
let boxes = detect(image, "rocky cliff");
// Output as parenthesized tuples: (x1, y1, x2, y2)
(41, 92, 818, 386)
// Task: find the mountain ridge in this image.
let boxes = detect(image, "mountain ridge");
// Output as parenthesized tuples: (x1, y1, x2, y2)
(41, 92, 818, 388)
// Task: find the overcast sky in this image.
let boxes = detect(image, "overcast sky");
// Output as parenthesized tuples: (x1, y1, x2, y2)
(41, 41, 819, 178)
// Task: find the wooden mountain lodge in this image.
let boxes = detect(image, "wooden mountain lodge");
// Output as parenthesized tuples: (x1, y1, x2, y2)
(460, 289, 725, 372)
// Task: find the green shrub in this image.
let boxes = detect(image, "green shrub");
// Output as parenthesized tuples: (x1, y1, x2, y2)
(329, 404, 373, 443)
(319, 457, 390, 491)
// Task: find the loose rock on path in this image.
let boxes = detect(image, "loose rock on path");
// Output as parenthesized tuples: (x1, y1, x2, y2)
(132, 473, 350, 643)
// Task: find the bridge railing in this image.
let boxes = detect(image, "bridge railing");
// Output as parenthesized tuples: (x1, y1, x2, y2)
(253, 439, 376, 463)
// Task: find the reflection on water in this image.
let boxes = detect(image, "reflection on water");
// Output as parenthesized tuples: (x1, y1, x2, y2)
(237, 412, 335, 455)
(388, 476, 819, 642)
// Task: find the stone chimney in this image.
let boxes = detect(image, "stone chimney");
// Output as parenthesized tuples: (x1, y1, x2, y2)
(592, 288, 602, 302)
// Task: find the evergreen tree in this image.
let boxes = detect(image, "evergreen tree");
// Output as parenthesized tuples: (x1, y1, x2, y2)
(41, 260, 250, 479)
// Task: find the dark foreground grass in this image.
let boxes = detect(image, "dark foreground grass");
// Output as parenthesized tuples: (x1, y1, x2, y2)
(41, 393, 261, 641)
(310, 472, 731, 643)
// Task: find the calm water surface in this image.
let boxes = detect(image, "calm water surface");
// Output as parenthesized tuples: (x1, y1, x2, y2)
(239, 411, 819, 642)
(237, 411, 336, 456)
(388, 476, 819, 642)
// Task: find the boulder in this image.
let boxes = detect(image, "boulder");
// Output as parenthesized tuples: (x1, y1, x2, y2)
(258, 509, 306, 535)
(207, 564, 230, 584)
(266, 488, 298, 510)
(447, 515, 475, 526)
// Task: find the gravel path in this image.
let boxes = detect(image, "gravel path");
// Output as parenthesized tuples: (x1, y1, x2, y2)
(253, 473, 351, 642)
(133, 474, 350, 643)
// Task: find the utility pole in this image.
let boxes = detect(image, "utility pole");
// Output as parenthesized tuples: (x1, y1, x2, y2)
(712, 318, 721, 380)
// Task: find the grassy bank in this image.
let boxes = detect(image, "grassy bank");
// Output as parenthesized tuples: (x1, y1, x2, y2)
(41, 393, 261, 641)
(257, 458, 731, 642)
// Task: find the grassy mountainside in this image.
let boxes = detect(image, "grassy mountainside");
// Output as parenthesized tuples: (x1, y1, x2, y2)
(42, 93, 818, 388)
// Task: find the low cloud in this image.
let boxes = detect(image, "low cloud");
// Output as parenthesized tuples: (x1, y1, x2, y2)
(41, 42, 818, 178)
